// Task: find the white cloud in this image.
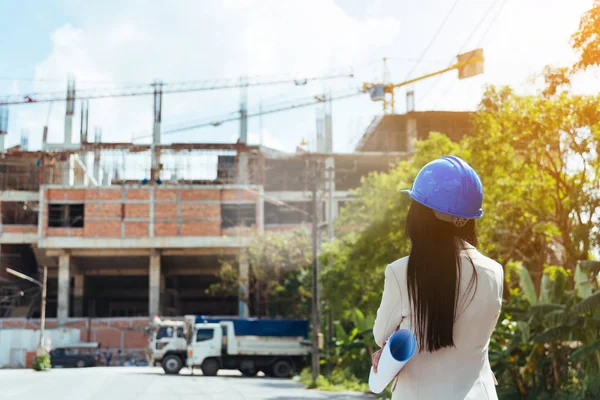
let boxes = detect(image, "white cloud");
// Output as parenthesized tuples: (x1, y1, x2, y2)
(12, 0, 400, 152)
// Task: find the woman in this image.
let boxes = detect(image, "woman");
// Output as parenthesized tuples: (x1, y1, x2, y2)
(372, 156, 503, 399)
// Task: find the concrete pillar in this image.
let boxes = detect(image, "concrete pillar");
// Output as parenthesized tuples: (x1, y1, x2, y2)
(406, 117, 417, 152)
(238, 153, 249, 184)
(238, 259, 250, 318)
(325, 156, 336, 240)
(57, 253, 71, 326)
(149, 251, 161, 317)
(256, 186, 264, 234)
(73, 273, 84, 317)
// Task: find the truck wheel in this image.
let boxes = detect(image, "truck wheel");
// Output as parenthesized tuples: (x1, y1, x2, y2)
(271, 360, 292, 378)
(162, 355, 183, 375)
(76, 360, 86, 368)
(240, 368, 258, 377)
(201, 359, 219, 377)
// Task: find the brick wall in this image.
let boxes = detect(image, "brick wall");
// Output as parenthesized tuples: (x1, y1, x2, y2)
(0, 317, 149, 352)
(0, 317, 150, 368)
(41, 186, 259, 238)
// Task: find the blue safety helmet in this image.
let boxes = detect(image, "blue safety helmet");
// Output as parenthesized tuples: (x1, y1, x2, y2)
(402, 156, 483, 220)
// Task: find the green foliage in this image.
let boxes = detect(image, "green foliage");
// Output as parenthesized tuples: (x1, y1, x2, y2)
(32, 353, 51, 371)
(321, 132, 462, 314)
(207, 228, 312, 318)
(490, 264, 600, 399)
(318, 71, 600, 396)
(298, 368, 371, 394)
(572, 0, 600, 70)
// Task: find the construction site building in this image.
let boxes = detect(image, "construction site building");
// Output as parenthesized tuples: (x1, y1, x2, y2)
(0, 140, 408, 324)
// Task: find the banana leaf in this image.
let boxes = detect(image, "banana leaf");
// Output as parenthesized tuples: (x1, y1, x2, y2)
(570, 339, 600, 362)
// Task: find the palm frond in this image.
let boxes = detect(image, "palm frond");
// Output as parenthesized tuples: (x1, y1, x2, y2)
(570, 339, 600, 362)
(573, 290, 600, 314)
(533, 326, 568, 344)
(517, 264, 538, 306)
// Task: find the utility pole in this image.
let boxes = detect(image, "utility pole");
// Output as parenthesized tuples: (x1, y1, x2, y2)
(310, 160, 321, 384)
(6, 267, 48, 355)
(38, 266, 47, 355)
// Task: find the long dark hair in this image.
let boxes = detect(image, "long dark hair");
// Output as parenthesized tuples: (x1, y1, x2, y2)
(405, 201, 478, 353)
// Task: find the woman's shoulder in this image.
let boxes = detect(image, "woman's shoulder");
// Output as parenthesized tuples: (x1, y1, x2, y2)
(467, 249, 504, 279)
(387, 256, 410, 276)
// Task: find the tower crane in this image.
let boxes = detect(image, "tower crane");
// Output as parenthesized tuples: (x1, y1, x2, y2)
(132, 89, 365, 140)
(131, 49, 485, 140)
(0, 70, 354, 106)
(363, 48, 484, 114)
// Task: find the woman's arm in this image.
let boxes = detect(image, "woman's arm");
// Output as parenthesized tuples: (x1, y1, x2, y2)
(373, 264, 403, 347)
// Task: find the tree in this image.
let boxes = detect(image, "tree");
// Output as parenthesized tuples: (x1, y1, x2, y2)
(469, 84, 600, 279)
(490, 262, 600, 398)
(321, 133, 465, 315)
(572, 1, 600, 70)
(207, 229, 312, 318)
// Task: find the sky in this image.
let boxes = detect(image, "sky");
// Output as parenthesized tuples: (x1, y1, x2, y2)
(0, 0, 597, 155)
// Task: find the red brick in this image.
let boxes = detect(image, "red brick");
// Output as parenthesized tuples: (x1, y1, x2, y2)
(155, 189, 177, 201)
(126, 188, 149, 200)
(109, 320, 132, 329)
(46, 189, 65, 201)
(180, 203, 220, 219)
(65, 320, 88, 329)
(47, 227, 69, 237)
(86, 189, 122, 201)
(26, 352, 36, 369)
(84, 221, 122, 237)
(25, 321, 39, 330)
(1, 320, 26, 328)
(180, 221, 221, 236)
(94, 329, 121, 348)
(45, 320, 58, 329)
(70, 228, 84, 237)
(2, 225, 37, 233)
(124, 331, 148, 349)
(125, 203, 149, 219)
(131, 319, 149, 328)
(85, 203, 123, 219)
(91, 320, 109, 329)
(221, 189, 257, 201)
(180, 189, 220, 201)
(155, 222, 178, 236)
(2, 319, 26, 329)
(155, 203, 177, 219)
(125, 222, 149, 237)
(49, 189, 85, 201)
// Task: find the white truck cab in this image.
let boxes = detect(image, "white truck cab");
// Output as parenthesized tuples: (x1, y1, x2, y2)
(149, 316, 309, 377)
(148, 317, 189, 373)
(186, 322, 223, 375)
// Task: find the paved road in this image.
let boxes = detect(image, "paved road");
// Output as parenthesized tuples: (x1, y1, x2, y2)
(0, 367, 372, 400)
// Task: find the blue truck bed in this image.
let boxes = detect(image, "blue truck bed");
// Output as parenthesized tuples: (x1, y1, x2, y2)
(195, 316, 309, 339)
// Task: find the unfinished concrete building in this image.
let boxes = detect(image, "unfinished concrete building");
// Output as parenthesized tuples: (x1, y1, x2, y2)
(356, 111, 473, 152)
(0, 138, 408, 325)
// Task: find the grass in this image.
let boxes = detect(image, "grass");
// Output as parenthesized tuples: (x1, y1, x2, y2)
(298, 367, 379, 395)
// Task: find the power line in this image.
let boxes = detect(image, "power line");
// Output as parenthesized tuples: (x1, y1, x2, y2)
(418, 0, 503, 105)
(404, 0, 462, 81)
(431, 0, 508, 109)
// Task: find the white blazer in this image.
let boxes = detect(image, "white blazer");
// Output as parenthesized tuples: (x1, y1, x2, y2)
(373, 242, 503, 400)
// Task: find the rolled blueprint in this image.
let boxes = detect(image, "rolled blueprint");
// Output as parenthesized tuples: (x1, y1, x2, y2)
(368, 329, 417, 394)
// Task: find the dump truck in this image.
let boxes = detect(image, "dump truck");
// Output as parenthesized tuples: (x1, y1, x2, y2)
(149, 315, 310, 377)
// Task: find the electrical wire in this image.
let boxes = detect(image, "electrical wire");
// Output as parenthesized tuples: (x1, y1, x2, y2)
(404, 0, 462, 81)
(418, 0, 504, 105)
(431, 0, 508, 109)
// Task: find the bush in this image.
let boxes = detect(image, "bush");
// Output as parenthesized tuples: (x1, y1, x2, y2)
(298, 367, 371, 393)
(32, 353, 51, 371)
